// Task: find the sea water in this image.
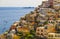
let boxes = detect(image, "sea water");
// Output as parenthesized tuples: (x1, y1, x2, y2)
(0, 7, 34, 34)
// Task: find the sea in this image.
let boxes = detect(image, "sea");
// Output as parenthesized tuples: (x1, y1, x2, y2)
(0, 7, 34, 34)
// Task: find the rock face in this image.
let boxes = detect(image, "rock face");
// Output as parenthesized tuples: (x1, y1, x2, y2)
(0, 0, 60, 39)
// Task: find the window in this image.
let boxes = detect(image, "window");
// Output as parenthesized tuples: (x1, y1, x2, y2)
(48, 35, 51, 37)
(54, 1, 57, 2)
(55, 35, 57, 37)
(37, 33, 40, 35)
(58, 35, 60, 37)
(37, 29, 39, 31)
(49, 35, 53, 37)
(41, 30, 43, 32)
(58, 16, 60, 18)
(45, 26, 48, 29)
(41, 33, 43, 35)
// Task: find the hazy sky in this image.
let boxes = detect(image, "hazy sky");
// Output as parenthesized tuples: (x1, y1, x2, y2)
(0, 0, 47, 7)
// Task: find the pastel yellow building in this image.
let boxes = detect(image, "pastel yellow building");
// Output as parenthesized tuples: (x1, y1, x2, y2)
(46, 12, 55, 16)
(17, 26, 30, 33)
(45, 24, 56, 33)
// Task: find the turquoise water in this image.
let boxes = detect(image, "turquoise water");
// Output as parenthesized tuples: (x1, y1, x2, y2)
(0, 7, 34, 34)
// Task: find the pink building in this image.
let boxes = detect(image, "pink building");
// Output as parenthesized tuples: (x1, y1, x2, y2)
(41, 0, 54, 8)
(41, 1, 50, 8)
(48, 0, 53, 7)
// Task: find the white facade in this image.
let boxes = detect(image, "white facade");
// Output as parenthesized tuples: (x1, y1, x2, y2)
(36, 27, 47, 37)
(53, 4, 60, 10)
(53, 0, 60, 5)
(48, 33, 60, 39)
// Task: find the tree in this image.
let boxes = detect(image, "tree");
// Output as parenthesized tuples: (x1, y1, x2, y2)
(43, 21, 48, 25)
(55, 24, 60, 33)
(16, 32, 23, 36)
(13, 34, 20, 39)
(25, 33, 35, 39)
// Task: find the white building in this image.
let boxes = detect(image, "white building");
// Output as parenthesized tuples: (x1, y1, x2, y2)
(48, 33, 60, 39)
(36, 27, 47, 37)
(53, 4, 60, 10)
(53, 0, 60, 5)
